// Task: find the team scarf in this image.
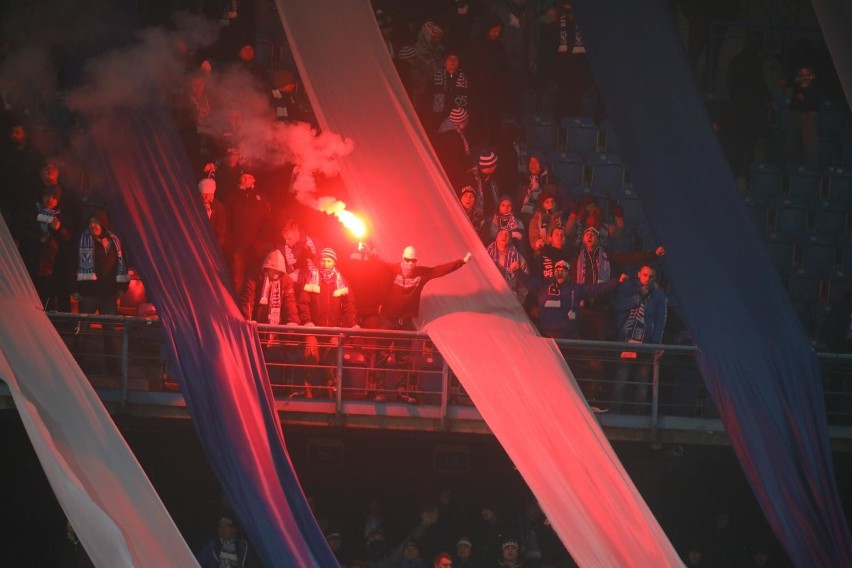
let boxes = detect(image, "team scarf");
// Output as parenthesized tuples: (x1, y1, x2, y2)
(35, 201, 60, 236)
(577, 246, 610, 284)
(76, 231, 129, 283)
(303, 267, 348, 296)
(558, 14, 570, 52)
(487, 240, 523, 289)
(621, 296, 647, 343)
(259, 276, 288, 325)
(496, 213, 524, 240)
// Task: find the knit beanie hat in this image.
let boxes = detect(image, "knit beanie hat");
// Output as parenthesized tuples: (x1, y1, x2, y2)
(479, 149, 498, 169)
(397, 45, 416, 60)
(449, 107, 469, 125)
(318, 248, 338, 263)
(198, 178, 216, 194)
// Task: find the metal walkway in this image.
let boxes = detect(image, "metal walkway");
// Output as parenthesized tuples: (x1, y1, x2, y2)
(1, 313, 848, 450)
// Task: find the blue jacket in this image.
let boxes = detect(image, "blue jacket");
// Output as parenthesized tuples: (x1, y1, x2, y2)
(517, 271, 619, 338)
(614, 279, 667, 344)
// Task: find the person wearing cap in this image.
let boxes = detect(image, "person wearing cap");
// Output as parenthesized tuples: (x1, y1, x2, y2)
(436, 107, 473, 185)
(474, 149, 502, 219)
(223, 171, 271, 298)
(453, 537, 478, 568)
(512, 253, 625, 340)
(396, 539, 427, 568)
(458, 183, 485, 236)
(378, 245, 473, 331)
(196, 514, 250, 568)
(297, 247, 358, 396)
(198, 178, 228, 249)
(576, 225, 664, 341)
(432, 52, 469, 128)
(494, 538, 521, 568)
(202, 147, 245, 204)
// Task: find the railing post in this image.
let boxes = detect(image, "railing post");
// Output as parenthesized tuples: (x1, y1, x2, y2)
(440, 361, 450, 430)
(650, 349, 663, 440)
(335, 333, 345, 415)
(120, 323, 131, 413)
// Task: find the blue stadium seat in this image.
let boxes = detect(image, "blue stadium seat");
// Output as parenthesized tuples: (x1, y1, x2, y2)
(562, 117, 599, 156)
(786, 267, 823, 307)
(547, 150, 583, 165)
(769, 197, 808, 237)
(599, 118, 621, 153)
(811, 204, 848, 237)
(785, 164, 821, 205)
(745, 202, 769, 234)
(764, 233, 796, 272)
(749, 163, 783, 203)
(797, 234, 837, 273)
(841, 235, 852, 270)
(609, 184, 640, 200)
(552, 160, 586, 189)
(826, 269, 852, 304)
(590, 161, 626, 192)
(618, 196, 646, 229)
(525, 116, 559, 152)
(823, 169, 852, 208)
(818, 100, 851, 140)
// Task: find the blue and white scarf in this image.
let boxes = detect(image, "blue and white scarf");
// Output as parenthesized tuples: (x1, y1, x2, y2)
(577, 247, 610, 284)
(35, 201, 60, 237)
(77, 231, 129, 282)
(621, 297, 647, 343)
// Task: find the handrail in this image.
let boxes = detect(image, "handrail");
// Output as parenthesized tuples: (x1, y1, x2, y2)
(37, 313, 852, 440)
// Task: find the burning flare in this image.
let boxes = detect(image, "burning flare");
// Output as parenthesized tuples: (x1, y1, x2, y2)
(317, 196, 366, 240)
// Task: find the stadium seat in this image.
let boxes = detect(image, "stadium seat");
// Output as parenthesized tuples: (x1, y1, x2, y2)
(749, 163, 783, 203)
(811, 204, 848, 237)
(824, 169, 852, 208)
(590, 161, 626, 192)
(618, 195, 646, 229)
(785, 164, 821, 205)
(840, 235, 852, 270)
(764, 233, 796, 272)
(562, 117, 599, 156)
(786, 267, 823, 307)
(599, 118, 621, 153)
(826, 269, 852, 304)
(818, 100, 851, 140)
(769, 197, 808, 237)
(525, 115, 559, 152)
(552, 160, 586, 189)
(797, 234, 837, 273)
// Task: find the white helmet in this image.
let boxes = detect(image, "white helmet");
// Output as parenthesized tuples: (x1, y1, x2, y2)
(402, 245, 418, 260)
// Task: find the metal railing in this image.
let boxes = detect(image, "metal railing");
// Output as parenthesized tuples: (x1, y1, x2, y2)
(37, 313, 852, 439)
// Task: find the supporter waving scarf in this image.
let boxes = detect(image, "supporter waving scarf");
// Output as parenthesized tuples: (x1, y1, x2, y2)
(572, 0, 852, 565)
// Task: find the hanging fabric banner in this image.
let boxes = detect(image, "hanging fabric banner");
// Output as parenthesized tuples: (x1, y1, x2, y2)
(572, 1, 852, 565)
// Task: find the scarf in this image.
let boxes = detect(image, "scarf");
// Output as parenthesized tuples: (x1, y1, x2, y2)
(577, 246, 610, 284)
(558, 14, 570, 53)
(487, 241, 523, 287)
(497, 213, 523, 240)
(215, 538, 241, 568)
(77, 231, 129, 283)
(303, 267, 348, 296)
(35, 201, 60, 236)
(259, 276, 285, 325)
(621, 295, 647, 343)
